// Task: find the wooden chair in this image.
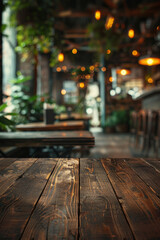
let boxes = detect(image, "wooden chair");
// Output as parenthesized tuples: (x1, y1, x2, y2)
(130, 111, 138, 145)
(135, 110, 147, 151)
(153, 111, 160, 157)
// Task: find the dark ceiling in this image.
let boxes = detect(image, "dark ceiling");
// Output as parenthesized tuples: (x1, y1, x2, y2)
(53, 0, 160, 67)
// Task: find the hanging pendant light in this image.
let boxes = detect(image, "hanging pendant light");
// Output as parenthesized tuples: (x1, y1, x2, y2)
(138, 54, 160, 66)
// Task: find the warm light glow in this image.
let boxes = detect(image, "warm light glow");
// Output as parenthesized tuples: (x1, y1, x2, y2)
(105, 16, 115, 30)
(79, 82, 85, 88)
(62, 65, 67, 71)
(81, 67, 86, 71)
(117, 69, 131, 75)
(56, 67, 61, 72)
(72, 48, 77, 54)
(128, 29, 134, 38)
(95, 10, 101, 20)
(58, 53, 64, 62)
(139, 57, 160, 66)
(106, 49, 111, 54)
(61, 89, 66, 95)
(157, 26, 160, 31)
(101, 67, 106, 72)
(90, 65, 94, 71)
(109, 76, 113, 82)
(132, 50, 139, 56)
(85, 74, 91, 79)
(148, 77, 153, 84)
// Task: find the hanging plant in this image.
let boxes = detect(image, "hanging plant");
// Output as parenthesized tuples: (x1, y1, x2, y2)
(87, 20, 123, 58)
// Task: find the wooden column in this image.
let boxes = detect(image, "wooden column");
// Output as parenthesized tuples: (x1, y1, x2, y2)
(99, 54, 106, 129)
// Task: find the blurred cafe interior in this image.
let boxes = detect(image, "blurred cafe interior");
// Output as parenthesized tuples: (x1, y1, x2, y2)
(0, 0, 160, 158)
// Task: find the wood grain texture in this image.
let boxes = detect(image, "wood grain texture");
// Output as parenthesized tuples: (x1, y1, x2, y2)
(79, 158, 134, 240)
(0, 157, 18, 171)
(0, 158, 38, 196)
(21, 158, 79, 240)
(102, 158, 160, 240)
(143, 158, 160, 171)
(125, 158, 160, 197)
(0, 158, 58, 240)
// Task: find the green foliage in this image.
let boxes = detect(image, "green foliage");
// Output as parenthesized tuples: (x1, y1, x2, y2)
(0, 103, 16, 131)
(10, 72, 66, 123)
(6, 0, 59, 64)
(105, 109, 129, 127)
(87, 20, 123, 56)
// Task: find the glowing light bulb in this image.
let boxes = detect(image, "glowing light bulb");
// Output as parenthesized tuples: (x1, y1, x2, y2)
(95, 10, 101, 20)
(61, 89, 66, 95)
(58, 53, 64, 62)
(128, 29, 134, 38)
(72, 48, 77, 54)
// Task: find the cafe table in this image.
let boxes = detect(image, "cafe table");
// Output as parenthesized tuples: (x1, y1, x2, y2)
(16, 120, 85, 131)
(0, 131, 94, 157)
(0, 157, 160, 239)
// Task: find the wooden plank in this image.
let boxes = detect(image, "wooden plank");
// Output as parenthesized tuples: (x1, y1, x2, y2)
(102, 158, 160, 240)
(0, 158, 38, 196)
(0, 158, 18, 171)
(0, 158, 58, 240)
(143, 158, 160, 171)
(125, 158, 160, 197)
(21, 158, 79, 240)
(80, 158, 134, 239)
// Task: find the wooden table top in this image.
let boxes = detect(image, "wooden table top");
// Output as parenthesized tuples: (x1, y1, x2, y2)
(56, 113, 92, 121)
(0, 157, 160, 239)
(0, 130, 95, 147)
(16, 120, 85, 131)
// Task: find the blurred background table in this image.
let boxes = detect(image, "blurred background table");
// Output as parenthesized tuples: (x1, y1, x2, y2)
(16, 120, 85, 131)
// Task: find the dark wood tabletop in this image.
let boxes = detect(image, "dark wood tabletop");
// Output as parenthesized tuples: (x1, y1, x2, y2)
(0, 131, 95, 147)
(55, 113, 92, 121)
(0, 157, 160, 239)
(16, 120, 85, 131)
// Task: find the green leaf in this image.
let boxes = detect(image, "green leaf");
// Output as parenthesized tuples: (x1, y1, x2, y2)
(0, 103, 7, 112)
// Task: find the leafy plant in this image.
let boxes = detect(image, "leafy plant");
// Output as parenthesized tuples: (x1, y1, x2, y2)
(87, 20, 123, 57)
(105, 109, 129, 127)
(10, 72, 66, 123)
(0, 103, 16, 131)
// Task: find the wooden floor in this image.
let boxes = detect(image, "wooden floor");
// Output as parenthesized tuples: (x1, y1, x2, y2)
(0, 157, 160, 239)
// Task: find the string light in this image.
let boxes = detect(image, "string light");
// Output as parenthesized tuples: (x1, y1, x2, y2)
(89, 65, 94, 71)
(128, 29, 134, 38)
(56, 67, 61, 72)
(106, 49, 111, 54)
(58, 53, 64, 62)
(101, 67, 106, 72)
(132, 50, 139, 56)
(72, 48, 77, 54)
(148, 77, 153, 83)
(81, 67, 86, 71)
(95, 10, 101, 20)
(105, 16, 115, 30)
(61, 89, 66, 95)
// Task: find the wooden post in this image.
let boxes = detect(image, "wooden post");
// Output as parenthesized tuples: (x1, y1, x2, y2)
(0, 0, 3, 104)
(99, 53, 106, 129)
